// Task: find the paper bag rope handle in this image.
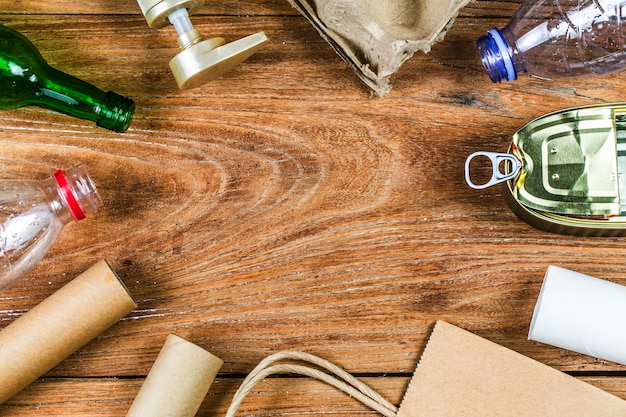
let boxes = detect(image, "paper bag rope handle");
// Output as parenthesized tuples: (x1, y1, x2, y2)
(226, 351, 398, 417)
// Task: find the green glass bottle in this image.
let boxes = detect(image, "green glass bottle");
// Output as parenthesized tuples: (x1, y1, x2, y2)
(0, 24, 135, 132)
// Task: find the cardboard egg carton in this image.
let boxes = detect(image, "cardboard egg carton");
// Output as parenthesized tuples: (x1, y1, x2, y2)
(286, 0, 472, 94)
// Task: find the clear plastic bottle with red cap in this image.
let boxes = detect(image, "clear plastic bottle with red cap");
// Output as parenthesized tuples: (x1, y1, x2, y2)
(0, 164, 102, 292)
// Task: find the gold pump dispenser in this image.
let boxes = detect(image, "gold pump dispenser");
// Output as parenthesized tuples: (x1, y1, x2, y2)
(136, 0, 268, 89)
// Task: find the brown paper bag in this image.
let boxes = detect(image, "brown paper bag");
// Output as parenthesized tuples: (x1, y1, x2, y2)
(286, 0, 472, 94)
(398, 321, 626, 416)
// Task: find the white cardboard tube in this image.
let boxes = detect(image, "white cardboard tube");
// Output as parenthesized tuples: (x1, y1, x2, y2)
(529, 265, 626, 365)
(126, 334, 223, 417)
(0, 259, 137, 404)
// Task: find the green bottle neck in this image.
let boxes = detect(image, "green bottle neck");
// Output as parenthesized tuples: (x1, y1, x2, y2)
(31, 65, 135, 133)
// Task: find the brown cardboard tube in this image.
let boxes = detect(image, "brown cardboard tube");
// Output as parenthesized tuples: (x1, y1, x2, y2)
(0, 259, 137, 404)
(126, 334, 223, 417)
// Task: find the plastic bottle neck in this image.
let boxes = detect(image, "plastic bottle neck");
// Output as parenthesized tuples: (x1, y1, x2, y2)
(477, 28, 525, 83)
(45, 164, 102, 224)
(34, 65, 135, 132)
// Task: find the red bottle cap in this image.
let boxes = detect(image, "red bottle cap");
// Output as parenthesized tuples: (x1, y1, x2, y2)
(53, 169, 86, 221)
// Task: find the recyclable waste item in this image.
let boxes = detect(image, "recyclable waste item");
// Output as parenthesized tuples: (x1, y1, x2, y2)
(529, 265, 626, 367)
(0, 24, 135, 132)
(0, 260, 136, 405)
(222, 322, 626, 417)
(126, 334, 223, 417)
(398, 321, 626, 416)
(286, 0, 472, 95)
(478, 0, 626, 82)
(465, 102, 626, 236)
(225, 350, 398, 417)
(0, 163, 102, 292)
(136, 0, 268, 89)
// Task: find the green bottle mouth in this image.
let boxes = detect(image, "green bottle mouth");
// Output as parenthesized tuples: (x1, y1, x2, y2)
(96, 91, 136, 133)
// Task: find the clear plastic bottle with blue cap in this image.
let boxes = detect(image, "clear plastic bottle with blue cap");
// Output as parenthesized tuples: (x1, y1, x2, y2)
(477, 0, 626, 82)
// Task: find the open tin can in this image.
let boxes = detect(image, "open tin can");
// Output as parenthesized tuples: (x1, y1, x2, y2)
(466, 103, 626, 236)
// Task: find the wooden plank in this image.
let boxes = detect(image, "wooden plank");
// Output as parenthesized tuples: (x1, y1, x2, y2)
(1, 376, 625, 416)
(0, 11, 625, 376)
(0, 377, 404, 417)
(0, 2, 625, 414)
(0, 1, 296, 15)
(0, 0, 521, 17)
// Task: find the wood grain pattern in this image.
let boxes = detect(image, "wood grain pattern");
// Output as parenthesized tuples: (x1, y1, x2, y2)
(1, 0, 626, 415)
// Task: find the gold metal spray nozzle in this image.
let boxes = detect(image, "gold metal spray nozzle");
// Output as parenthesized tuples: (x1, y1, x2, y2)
(136, 0, 269, 89)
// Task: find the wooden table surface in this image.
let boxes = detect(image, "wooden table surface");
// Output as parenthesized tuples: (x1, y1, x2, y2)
(2, 0, 626, 415)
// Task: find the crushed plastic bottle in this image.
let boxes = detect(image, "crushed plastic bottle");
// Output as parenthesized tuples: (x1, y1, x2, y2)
(0, 164, 102, 292)
(477, 0, 626, 82)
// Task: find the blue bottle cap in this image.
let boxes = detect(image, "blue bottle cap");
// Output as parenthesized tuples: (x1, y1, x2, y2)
(477, 28, 517, 83)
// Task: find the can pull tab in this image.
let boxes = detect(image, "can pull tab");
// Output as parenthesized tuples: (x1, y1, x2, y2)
(465, 151, 522, 189)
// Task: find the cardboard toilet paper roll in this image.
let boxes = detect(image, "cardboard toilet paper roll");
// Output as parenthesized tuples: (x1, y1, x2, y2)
(126, 334, 223, 417)
(0, 259, 137, 404)
(529, 265, 626, 365)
